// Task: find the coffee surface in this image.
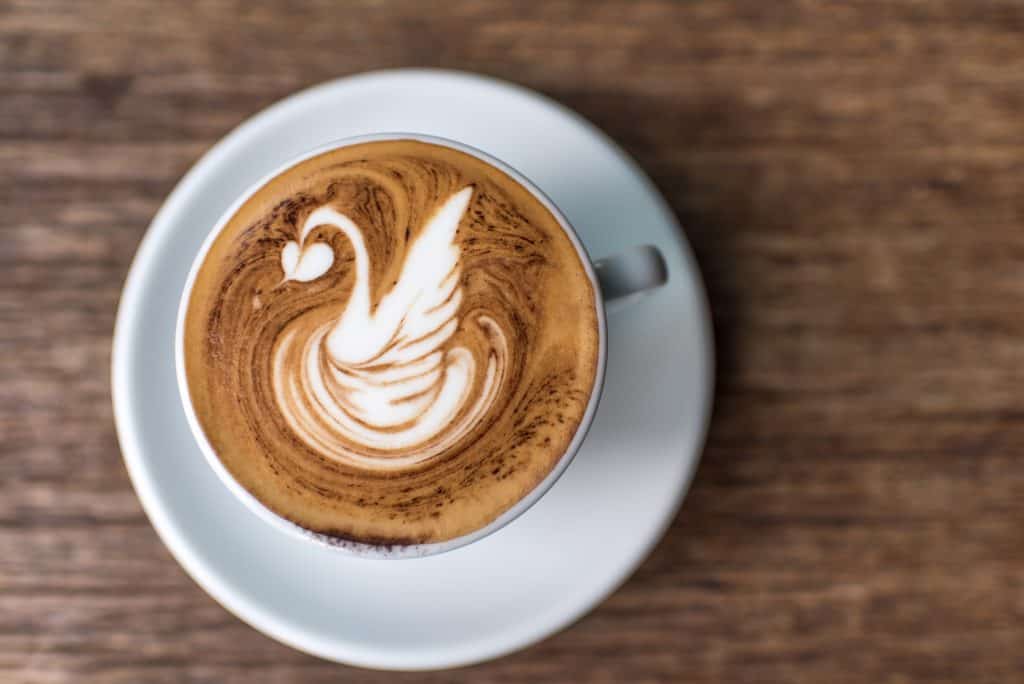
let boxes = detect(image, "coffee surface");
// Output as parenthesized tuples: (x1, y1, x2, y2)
(183, 139, 600, 545)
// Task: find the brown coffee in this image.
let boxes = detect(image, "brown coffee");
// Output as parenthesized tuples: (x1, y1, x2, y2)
(182, 139, 600, 546)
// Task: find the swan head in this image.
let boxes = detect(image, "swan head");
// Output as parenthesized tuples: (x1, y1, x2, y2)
(280, 239, 333, 283)
(279, 206, 360, 283)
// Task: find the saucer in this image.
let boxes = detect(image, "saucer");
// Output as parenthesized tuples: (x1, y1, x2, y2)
(112, 69, 714, 670)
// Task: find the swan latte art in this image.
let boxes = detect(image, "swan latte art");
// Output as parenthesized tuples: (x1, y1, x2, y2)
(182, 139, 600, 546)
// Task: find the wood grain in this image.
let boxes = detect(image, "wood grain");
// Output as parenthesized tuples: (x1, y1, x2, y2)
(2, 1, 1023, 682)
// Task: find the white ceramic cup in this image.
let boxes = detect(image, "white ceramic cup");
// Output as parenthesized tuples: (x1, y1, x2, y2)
(176, 133, 666, 559)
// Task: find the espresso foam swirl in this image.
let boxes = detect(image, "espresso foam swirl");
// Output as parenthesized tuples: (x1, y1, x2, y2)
(183, 140, 599, 545)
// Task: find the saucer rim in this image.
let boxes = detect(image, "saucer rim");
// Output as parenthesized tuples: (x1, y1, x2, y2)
(111, 67, 715, 670)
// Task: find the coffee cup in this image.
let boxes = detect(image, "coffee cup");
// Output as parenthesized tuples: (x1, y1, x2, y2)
(176, 133, 666, 558)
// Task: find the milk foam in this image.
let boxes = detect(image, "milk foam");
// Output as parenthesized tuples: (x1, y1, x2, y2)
(272, 188, 508, 470)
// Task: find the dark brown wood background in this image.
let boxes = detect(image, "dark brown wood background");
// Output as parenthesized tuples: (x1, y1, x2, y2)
(2, 1, 1023, 682)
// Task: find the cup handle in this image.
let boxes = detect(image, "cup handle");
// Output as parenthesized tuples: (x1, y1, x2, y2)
(594, 245, 667, 308)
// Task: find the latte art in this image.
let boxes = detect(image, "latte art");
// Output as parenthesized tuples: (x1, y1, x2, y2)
(272, 188, 510, 469)
(183, 139, 600, 546)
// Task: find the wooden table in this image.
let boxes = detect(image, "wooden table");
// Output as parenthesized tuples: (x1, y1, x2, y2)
(3, 1, 1022, 681)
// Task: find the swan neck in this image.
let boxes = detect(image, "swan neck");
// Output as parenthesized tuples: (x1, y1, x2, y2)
(303, 209, 370, 314)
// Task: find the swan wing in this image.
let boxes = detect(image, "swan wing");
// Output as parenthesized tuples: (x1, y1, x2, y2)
(371, 186, 473, 367)
(326, 187, 474, 426)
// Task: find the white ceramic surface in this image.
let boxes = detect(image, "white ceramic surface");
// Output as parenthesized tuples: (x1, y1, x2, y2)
(112, 69, 714, 670)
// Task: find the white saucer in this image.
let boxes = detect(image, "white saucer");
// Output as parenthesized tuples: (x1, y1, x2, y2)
(112, 69, 714, 671)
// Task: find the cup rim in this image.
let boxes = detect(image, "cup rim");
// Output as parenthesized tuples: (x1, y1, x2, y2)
(174, 132, 608, 559)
